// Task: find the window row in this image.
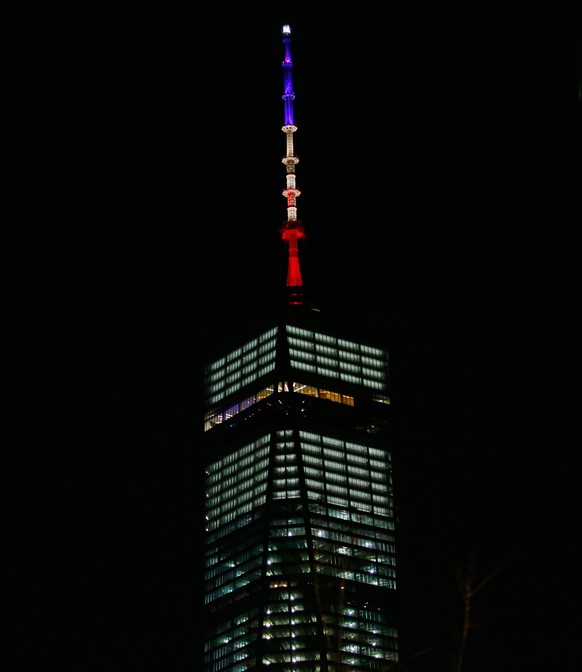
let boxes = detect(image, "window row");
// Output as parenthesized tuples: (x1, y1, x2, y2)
(204, 379, 358, 432)
(207, 436, 270, 474)
(206, 328, 278, 373)
(286, 325, 386, 360)
(292, 360, 386, 389)
(207, 346, 276, 383)
(206, 493, 268, 525)
(206, 362, 276, 406)
(206, 460, 269, 497)
(205, 539, 264, 569)
(289, 347, 386, 378)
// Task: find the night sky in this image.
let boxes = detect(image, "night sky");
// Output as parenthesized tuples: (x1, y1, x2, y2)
(5, 4, 581, 670)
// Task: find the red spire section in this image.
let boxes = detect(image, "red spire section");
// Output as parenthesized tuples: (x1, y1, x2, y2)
(280, 25, 305, 306)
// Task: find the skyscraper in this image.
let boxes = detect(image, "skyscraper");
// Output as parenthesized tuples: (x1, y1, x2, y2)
(202, 25, 398, 671)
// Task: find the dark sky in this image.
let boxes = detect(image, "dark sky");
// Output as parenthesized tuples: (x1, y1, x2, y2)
(5, 4, 581, 670)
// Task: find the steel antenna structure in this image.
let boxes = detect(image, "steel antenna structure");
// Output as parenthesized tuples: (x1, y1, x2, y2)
(280, 24, 306, 306)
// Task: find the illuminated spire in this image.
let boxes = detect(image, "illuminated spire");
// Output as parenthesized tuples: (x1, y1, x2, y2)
(279, 24, 305, 306)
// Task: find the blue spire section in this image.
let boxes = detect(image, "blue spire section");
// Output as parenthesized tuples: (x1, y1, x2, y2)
(282, 25, 295, 127)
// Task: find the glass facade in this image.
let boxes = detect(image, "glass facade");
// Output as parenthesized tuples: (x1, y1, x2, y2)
(203, 316, 397, 670)
(205, 328, 278, 407)
(286, 325, 388, 391)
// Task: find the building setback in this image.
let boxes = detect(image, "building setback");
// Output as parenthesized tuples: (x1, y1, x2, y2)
(202, 25, 399, 671)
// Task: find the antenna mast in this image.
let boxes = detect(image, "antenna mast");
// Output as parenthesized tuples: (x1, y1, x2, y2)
(280, 25, 305, 306)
